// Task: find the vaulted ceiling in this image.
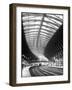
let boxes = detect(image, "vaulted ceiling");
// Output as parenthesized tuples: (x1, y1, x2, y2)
(22, 13, 63, 59)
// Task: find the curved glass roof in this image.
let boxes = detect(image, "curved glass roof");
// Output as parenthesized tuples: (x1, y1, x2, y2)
(22, 13, 63, 57)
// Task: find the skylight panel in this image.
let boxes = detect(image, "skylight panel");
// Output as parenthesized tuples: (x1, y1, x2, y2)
(24, 26, 40, 29)
(43, 22, 59, 29)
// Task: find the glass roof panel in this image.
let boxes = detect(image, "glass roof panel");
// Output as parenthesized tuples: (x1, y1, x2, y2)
(24, 26, 40, 29)
(43, 22, 59, 29)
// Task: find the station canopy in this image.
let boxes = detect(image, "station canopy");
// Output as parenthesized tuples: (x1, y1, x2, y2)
(22, 13, 63, 59)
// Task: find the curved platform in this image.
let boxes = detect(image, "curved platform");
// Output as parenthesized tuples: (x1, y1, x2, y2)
(29, 66, 63, 76)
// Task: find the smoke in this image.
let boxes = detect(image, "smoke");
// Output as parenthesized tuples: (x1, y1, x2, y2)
(38, 54, 49, 61)
(31, 48, 48, 61)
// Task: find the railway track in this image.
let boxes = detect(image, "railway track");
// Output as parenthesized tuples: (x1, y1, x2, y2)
(29, 66, 63, 76)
